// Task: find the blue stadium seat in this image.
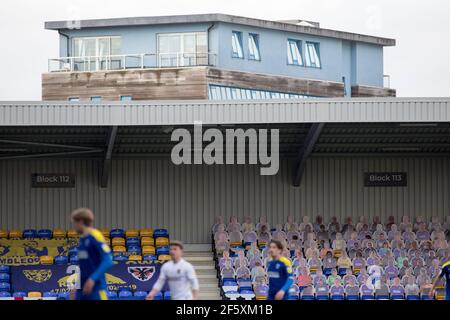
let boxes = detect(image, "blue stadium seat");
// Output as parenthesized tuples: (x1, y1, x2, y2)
(375, 295, 390, 300)
(0, 273, 10, 283)
(153, 292, 163, 300)
(69, 255, 79, 264)
(331, 294, 345, 300)
(118, 290, 133, 300)
(113, 254, 128, 262)
(133, 291, 147, 300)
(0, 283, 11, 292)
(406, 295, 420, 300)
(316, 294, 329, 300)
(143, 254, 157, 261)
(54, 255, 68, 265)
(126, 237, 140, 247)
(391, 294, 405, 300)
(38, 229, 52, 239)
(43, 291, 57, 298)
(288, 295, 299, 300)
(68, 247, 78, 257)
(301, 294, 315, 300)
(23, 229, 37, 239)
(346, 295, 360, 300)
(361, 294, 375, 300)
(0, 291, 11, 298)
(127, 246, 142, 255)
(107, 291, 118, 300)
(0, 265, 10, 274)
(163, 291, 171, 300)
(110, 229, 125, 238)
(153, 229, 169, 238)
(338, 268, 347, 276)
(323, 268, 332, 276)
(156, 246, 170, 255)
(57, 292, 70, 300)
(13, 292, 26, 298)
(421, 295, 433, 300)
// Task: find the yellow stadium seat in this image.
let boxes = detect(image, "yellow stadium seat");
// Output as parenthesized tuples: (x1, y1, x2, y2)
(140, 229, 153, 237)
(67, 229, 79, 238)
(309, 267, 318, 274)
(100, 229, 110, 238)
(142, 246, 156, 255)
(155, 237, 169, 247)
(53, 228, 66, 238)
(333, 250, 343, 257)
(113, 245, 126, 253)
(158, 254, 171, 262)
(40, 256, 54, 265)
(9, 229, 22, 238)
(28, 292, 42, 298)
(112, 238, 125, 247)
(0, 230, 8, 238)
(258, 242, 268, 248)
(128, 255, 142, 262)
(126, 229, 139, 238)
(141, 237, 154, 246)
(255, 295, 267, 300)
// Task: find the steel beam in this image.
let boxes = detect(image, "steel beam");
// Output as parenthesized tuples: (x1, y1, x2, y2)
(100, 126, 118, 188)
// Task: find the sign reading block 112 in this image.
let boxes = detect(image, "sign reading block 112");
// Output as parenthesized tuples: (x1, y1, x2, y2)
(31, 174, 75, 188)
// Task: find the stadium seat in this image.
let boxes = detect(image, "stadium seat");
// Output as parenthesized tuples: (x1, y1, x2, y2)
(155, 237, 169, 247)
(0, 230, 8, 239)
(240, 290, 255, 300)
(316, 294, 329, 300)
(406, 295, 420, 300)
(57, 292, 70, 300)
(113, 254, 128, 262)
(126, 229, 139, 238)
(301, 294, 315, 300)
(9, 229, 22, 239)
(113, 245, 126, 253)
(43, 291, 57, 298)
(23, 229, 37, 239)
(376, 295, 390, 300)
(126, 237, 140, 247)
(128, 255, 142, 262)
(38, 229, 52, 239)
(224, 291, 241, 300)
(346, 295, 360, 300)
(331, 294, 345, 300)
(142, 246, 156, 255)
(67, 229, 79, 238)
(68, 247, 78, 256)
(0, 292, 11, 298)
(53, 228, 66, 238)
(153, 292, 163, 300)
(112, 238, 126, 247)
(158, 254, 171, 262)
(127, 246, 142, 255)
(99, 229, 110, 238)
(153, 229, 169, 238)
(40, 256, 54, 265)
(222, 281, 238, 292)
(0, 265, 10, 274)
(28, 292, 42, 298)
(140, 229, 153, 237)
(361, 294, 375, 300)
(69, 255, 79, 264)
(156, 246, 169, 255)
(110, 229, 125, 238)
(107, 291, 118, 300)
(54, 255, 68, 265)
(143, 254, 157, 261)
(421, 295, 433, 300)
(391, 294, 405, 300)
(0, 273, 10, 283)
(118, 290, 133, 300)
(134, 291, 147, 300)
(163, 291, 171, 300)
(141, 237, 154, 246)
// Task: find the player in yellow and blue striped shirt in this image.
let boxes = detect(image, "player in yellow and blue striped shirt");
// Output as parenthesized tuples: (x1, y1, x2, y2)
(71, 208, 113, 300)
(267, 240, 294, 300)
(431, 256, 450, 300)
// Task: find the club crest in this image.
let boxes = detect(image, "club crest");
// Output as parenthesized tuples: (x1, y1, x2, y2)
(128, 266, 155, 282)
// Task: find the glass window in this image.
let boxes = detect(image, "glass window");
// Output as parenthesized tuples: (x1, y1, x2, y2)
(72, 36, 121, 71)
(248, 33, 260, 60)
(120, 95, 133, 101)
(68, 97, 80, 102)
(231, 31, 244, 58)
(305, 42, 321, 68)
(90, 96, 102, 102)
(287, 39, 303, 66)
(157, 32, 207, 67)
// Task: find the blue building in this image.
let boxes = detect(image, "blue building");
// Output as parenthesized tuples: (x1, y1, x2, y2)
(43, 14, 395, 101)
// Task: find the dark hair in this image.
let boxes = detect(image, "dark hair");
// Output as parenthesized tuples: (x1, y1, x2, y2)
(169, 240, 184, 250)
(270, 240, 284, 251)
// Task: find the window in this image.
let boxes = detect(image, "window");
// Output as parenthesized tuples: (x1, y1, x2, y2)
(68, 97, 80, 102)
(157, 32, 207, 67)
(72, 36, 121, 71)
(248, 33, 260, 60)
(90, 96, 102, 102)
(287, 39, 303, 66)
(305, 42, 321, 68)
(208, 84, 313, 100)
(120, 95, 133, 101)
(231, 31, 244, 58)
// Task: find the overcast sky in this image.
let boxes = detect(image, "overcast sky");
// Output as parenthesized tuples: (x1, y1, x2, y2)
(0, 0, 449, 100)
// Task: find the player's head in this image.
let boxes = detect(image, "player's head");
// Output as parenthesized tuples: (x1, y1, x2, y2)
(268, 240, 283, 259)
(71, 208, 94, 234)
(169, 240, 184, 261)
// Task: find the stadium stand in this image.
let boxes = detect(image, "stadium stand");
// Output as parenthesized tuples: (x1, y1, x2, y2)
(0, 227, 171, 299)
(212, 215, 450, 300)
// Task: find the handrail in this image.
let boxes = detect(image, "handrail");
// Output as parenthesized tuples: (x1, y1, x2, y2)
(48, 52, 217, 72)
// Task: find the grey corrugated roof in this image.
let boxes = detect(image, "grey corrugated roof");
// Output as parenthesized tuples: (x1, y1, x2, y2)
(1, 98, 449, 126)
(45, 13, 395, 46)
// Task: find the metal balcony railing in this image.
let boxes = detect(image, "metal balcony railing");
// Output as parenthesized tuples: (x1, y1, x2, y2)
(48, 52, 217, 72)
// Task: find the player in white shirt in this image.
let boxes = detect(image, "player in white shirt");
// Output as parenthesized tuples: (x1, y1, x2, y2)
(146, 240, 199, 300)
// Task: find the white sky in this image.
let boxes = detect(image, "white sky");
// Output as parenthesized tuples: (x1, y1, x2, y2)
(0, 0, 449, 100)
